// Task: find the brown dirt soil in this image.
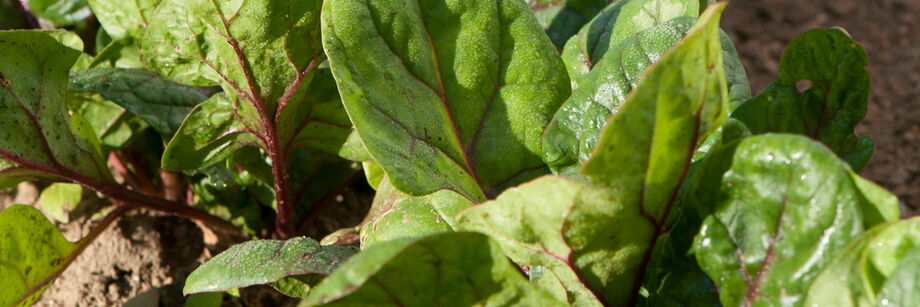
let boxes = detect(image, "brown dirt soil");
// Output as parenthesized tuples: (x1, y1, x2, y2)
(4, 0, 918, 305)
(721, 0, 920, 216)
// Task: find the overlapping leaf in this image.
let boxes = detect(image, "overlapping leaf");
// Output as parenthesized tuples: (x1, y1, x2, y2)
(69, 68, 219, 138)
(87, 0, 159, 40)
(732, 29, 874, 170)
(530, 0, 607, 47)
(560, 0, 698, 87)
(461, 5, 728, 305)
(322, 0, 570, 201)
(38, 182, 82, 223)
(544, 14, 749, 175)
(0, 30, 111, 183)
(804, 218, 920, 307)
(0, 205, 79, 306)
(359, 176, 471, 248)
(28, 0, 90, 26)
(691, 134, 899, 306)
(302, 232, 563, 306)
(184, 237, 357, 295)
(161, 93, 260, 171)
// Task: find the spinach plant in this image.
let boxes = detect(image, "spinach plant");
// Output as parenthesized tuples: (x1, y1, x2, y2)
(1, 0, 917, 306)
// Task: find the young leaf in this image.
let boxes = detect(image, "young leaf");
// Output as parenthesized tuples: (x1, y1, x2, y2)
(803, 218, 920, 307)
(560, 0, 699, 87)
(544, 15, 750, 176)
(302, 232, 563, 306)
(88, 38, 145, 69)
(28, 0, 91, 26)
(183, 237, 358, 295)
(38, 182, 82, 223)
(66, 92, 149, 150)
(69, 68, 219, 138)
(360, 176, 471, 248)
(732, 29, 874, 171)
(531, 0, 607, 47)
(322, 0, 571, 201)
(691, 134, 885, 307)
(0, 30, 112, 184)
(0, 205, 79, 306)
(276, 68, 361, 159)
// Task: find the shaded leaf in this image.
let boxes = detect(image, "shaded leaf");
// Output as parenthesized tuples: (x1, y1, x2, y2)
(560, 0, 698, 88)
(692, 134, 880, 307)
(803, 218, 920, 307)
(732, 29, 874, 171)
(66, 91, 148, 150)
(38, 182, 82, 223)
(0, 0, 30, 30)
(183, 237, 358, 295)
(530, 0, 607, 47)
(269, 275, 324, 298)
(69, 68, 219, 138)
(184, 292, 223, 307)
(302, 232, 563, 306)
(88, 38, 144, 69)
(322, 0, 570, 201)
(161, 93, 260, 171)
(0, 30, 112, 183)
(0, 205, 79, 306)
(28, 0, 90, 26)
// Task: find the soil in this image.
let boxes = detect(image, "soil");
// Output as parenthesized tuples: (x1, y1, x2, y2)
(721, 0, 920, 216)
(3, 0, 918, 305)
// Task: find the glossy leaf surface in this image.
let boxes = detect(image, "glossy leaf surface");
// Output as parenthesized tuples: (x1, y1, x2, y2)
(581, 3, 728, 221)
(544, 16, 749, 175)
(303, 232, 563, 306)
(184, 237, 357, 295)
(0, 31, 111, 183)
(560, 0, 698, 87)
(692, 134, 880, 307)
(804, 218, 920, 307)
(69, 68, 218, 138)
(0, 205, 79, 306)
(732, 29, 874, 171)
(322, 0, 570, 201)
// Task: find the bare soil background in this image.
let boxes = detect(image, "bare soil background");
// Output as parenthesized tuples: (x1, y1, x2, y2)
(4, 0, 916, 305)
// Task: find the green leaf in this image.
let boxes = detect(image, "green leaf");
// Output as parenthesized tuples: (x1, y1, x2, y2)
(269, 275, 324, 298)
(560, 0, 698, 88)
(361, 161, 384, 190)
(732, 29, 874, 171)
(459, 175, 645, 305)
(302, 232, 563, 306)
(88, 38, 145, 69)
(69, 68, 219, 138)
(803, 218, 920, 307)
(142, 0, 325, 131)
(66, 91, 148, 150)
(851, 173, 900, 229)
(275, 68, 361, 159)
(38, 182, 82, 223)
(161, 93, 260, 171)
(359, 176, 471, 248)
(0, 30, 112, 183)
(531, 0, 607, 47)
(184, 292, 223, 307)
(28, 0, 90, 26)
(544, 15, 749, 175)
(581, 3, 728, 220)
(183, 237, 358, 295)
(87, 0, 159, 40)
(322, 0, 570, 201)
(0, 205, 79, 306)
(691, 134, 880, 307)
